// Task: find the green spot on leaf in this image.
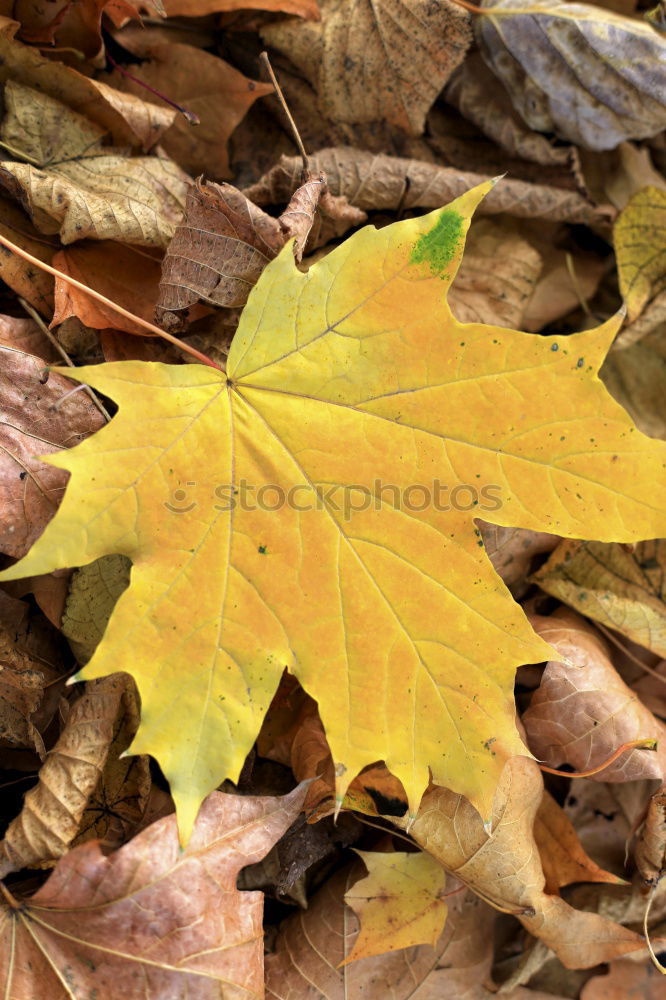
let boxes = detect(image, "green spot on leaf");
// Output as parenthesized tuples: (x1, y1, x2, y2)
(411, 210, 464, 277)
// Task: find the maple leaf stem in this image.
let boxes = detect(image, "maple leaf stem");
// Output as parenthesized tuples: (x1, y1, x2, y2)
(538, 738, 658, 779)
(595, 622, 666, 687)
(0, 232, 225, 372)
(260, 51, 309, 173)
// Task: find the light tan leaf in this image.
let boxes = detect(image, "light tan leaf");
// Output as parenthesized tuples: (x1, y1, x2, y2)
(110, 32, 273, 178)
(263, 0, 472, 135)
(0, 197, 55, 315)
(0, 345, 104, 559)
(0, 31, 175, 150)
(244, 148, 612, 226)
(448, 218, 542, 328)
(343, 851, 448, 963)
(521, 247, 606, 333)
(475, 0, 666, 150)
(0, 783, 307, 999)
(61, 555, 131, 663)
(581, 959, 666, 999)
(532, 540, 666, 657)
(406, 757, 646, 968)
(266, 866, 500, 999)
(0, 674, 142, 875)
(535, 790, 626, 893)
(610, 290, 666, 351)
(0, 314, 59, 361)
(614, 186, 666, 322)
(563, 778, 648, 876)
(522, 610, 666, 781)
(0, 81, 188, 248)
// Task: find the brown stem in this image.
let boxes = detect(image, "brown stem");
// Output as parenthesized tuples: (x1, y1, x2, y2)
(539, 738, 658, 779)
(107, 52, 200, 125)
(260, 51, 309, 173)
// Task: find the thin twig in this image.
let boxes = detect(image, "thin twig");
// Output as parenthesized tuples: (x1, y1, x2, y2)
(644, 879, 666, 973)
(19, 297, 113, 422)
(260, 51, 309, 172)
(107, 52, 200, 125)
(351, 812, 419, 849)
(539, 737, 658, 779)
(0, 232, 224, 371)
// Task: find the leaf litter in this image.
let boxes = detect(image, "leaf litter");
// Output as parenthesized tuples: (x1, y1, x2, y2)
(0, 0, 665, 996)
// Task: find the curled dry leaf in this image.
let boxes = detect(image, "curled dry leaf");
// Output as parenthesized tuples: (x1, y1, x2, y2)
(0, 346, 104, 559)
(532, 539, 666, 657)
(614, 186, 666, 322)
(263, 0, 472, 135)
(61, 555, 131, 663)
(342, 850, 448, 964)
(0, 82, 188, 248)
(0, 674, 144, 876)
(0, 29, 175, 150)
(244, 148, 612, 226)
(266, 865, 500, 999)
(0, 783, 308, 999)
(635, 787, 666, 884)
(110, 31, 274, 179)
(611, 289, 666, 351)
(523, 610, 666, 781)
(406, 757, 645, 968)
(475, 0, 666, 150)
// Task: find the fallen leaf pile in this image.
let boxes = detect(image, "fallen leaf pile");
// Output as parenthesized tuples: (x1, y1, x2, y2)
(0, 1, 664, 997)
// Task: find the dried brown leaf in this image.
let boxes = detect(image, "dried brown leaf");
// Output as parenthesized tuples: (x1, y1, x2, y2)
(0, 346, 104, 559)
(523, 610, 666, 781)
(0, 783, 307, 999)
(0, 663, 44, 754)
(581, 959, 666, 999)
(0, 314, 58, 361)
(636, 787, 666, 884)
(162, 0, 319, 15)
(244, 148, 613, 226)
(477, 522, 559, 592)
(0, 197, 55, 315)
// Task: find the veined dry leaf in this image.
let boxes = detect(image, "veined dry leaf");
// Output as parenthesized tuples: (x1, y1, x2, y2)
(614, 186, 666, 322)
(3, 183, 666, 841)
(0, 345, 104, 559)
(406, 757, 646, 968)
(343, 850, 448, 963)
(448, 218, 543, 328)
(52, 243, 165, 337)
(0, 663, 44, 753)
(0, 783, 307, 999)
(532, 539, 666, 657)
(0, 197, 55, 315)
(522, 610, 666, 781)
(110, 33, 273, 179)
(475, 0, 666, 150)
(534, 790, 626, 893)
(581, 959, 665, 999)
(61, 555, 131, 663)
(266, 866, 500, 999)
(161, 0, 319, 14)
(445, 53, 577, 168)
(0, 315, 59, 361)
(244, 148, 612, 225)
(0, 29, 175, 150)
(0, 82, 188, 248)
(263, 0, 471, 135)
(0, 674, 142, 875)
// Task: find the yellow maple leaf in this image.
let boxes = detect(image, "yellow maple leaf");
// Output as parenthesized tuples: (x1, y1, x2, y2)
(3, 181, 666, 841)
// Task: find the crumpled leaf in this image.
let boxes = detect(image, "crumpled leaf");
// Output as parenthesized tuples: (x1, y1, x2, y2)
(110, 31, 273, 179)
(0, 81, 188, 248)
(532, 540, 666, 657)
(406, 757, 646, 968)
(343, 850, 448, 963)
(0, 674, 144, 876)
(3, 183, 666, 842)
(0, 197, 54, 315)
(61, 555, 131, 663)
(534, 790, 626, 893)
(475, 0, 666, 150)
(0, 663, 44, 753)
(245, 147, 612, 225)
(611, 289, 666, 352)
(0, 345, 104, 559)
(0, 0, 142, 58)
(0, 783, 307, 999)
(602, 325, 666, 439)
(522, 610, 666, 781)
(263, 0, 472, 135)
(614, 186, 666, 322)
(266, 865, 501, 999)
(635, 787, 666, 884)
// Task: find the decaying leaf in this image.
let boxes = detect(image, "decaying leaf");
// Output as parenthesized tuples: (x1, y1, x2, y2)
(342, 850, 448, 963)
(635, 787, 666, 884)
(245, 148, 611, 225)
(602, 325, 666, 439)
(614, 186, 666, 322)
(3, 183, 666, 843)
(0, 663, 44, 754)
(475, 0, 666, 150)
(523, 610, 666, 781)
(0, 345, 104, 559)
(477, 523, 559, 593)
(61, 555, 131, 663)
(0, 674, 143, 875)
(0, 783, 307, 999)
(110, 32, 274, 179)
(0, 82, 188, 248)
(532, 540, 666, 657)
(406, 757, 646, 968)
(581, 958, 666, 999)
(534, 790, 626, 893)
(0, 197, 55, 315)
